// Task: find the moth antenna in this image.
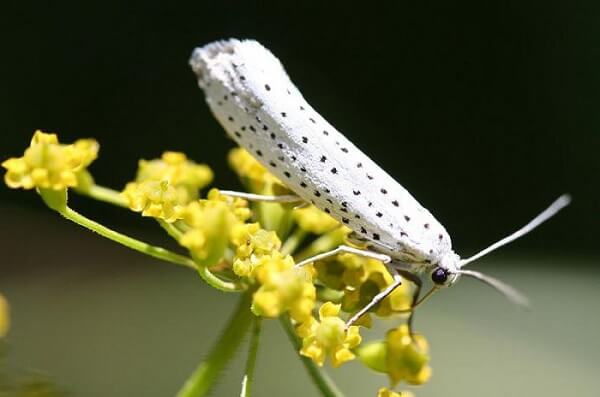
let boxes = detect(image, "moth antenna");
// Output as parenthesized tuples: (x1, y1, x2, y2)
(459, 194, 571, 267)
(456, 269, 530, 307)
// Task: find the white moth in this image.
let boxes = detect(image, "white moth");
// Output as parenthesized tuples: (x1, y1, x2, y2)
(190, 39, 570, 324)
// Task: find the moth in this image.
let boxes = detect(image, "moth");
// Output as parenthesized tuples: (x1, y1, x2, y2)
(190, 39, 570, 325)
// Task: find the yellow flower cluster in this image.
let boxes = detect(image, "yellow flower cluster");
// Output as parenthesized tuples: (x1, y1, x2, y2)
(297, 302, 361, 367)
(231, 222, 282, 277)
(357, 324, 431, 386)
(136, 151, 213, 203)
(2, 130, 98, 190)
(315, 254, 413, 322)
(229, 222, 316, 322)
(179, 189, 250, 266)
(252, 252, 316, 323)
(0, 293, 9, 338)
(122, 151, 213, 222)
(122, 180, 184, 222)
(385, 325, 431, 385)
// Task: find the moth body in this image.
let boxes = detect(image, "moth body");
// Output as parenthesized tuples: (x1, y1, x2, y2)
(190, 39, 455, 273)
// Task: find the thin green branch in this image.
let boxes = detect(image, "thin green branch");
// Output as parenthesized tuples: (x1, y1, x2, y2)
(240, 316, 262, 397)
(189, 252, 246, 293)
(60, 206, 197, 270)
(159, 220, 245, 292)
(81, 184, 128, 207)
(39, 188, 244, 291)
(177, 293, 253, 397)
(279, 317, 345, 397)
(158, 219, 185, 241)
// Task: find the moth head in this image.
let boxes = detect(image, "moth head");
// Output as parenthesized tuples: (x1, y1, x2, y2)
(430, 252, 461, 288)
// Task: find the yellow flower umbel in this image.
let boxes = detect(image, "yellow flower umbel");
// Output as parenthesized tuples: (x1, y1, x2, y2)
(122, 151, 214, 222)
(231, 222, 282, 277)
(315, 254, 414, 322)
(228, 215, 315, 322)
(122, 180, 184, 222)
(2, 130, 98, 190)
(386, 324, 431, 385)
(251, 252, 316, 323)
(136, 151, 213, 203)
(0, 293, 9, 338)
(179, 192, 247, 266)
(297, 302, 362, 367)
(357, 324, 431, 386)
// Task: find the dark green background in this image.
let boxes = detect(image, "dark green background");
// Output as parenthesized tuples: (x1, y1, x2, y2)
(1, 2, 598, 397)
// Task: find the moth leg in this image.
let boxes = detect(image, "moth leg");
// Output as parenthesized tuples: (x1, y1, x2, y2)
(294, 245, 391, 268)
(292, 202, 311, 210)
(398, 270, 422, 333)
(345, 268, 403, 328)
(219, 190, 303, 203)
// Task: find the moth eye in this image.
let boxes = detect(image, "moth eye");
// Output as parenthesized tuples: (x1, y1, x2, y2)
(431, 267, 449, 285)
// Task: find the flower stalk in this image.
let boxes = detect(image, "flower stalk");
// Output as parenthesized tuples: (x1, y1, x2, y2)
(177, 293, 253, 397)
(240, 316, 262, 397)
(38, 188, 197, 270)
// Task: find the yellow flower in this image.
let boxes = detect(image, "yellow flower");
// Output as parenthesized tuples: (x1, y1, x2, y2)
(0, 293, 9, 338)
(386, 324, 431, 385)
(297, 302, 362, 367)
(252, 252, 315, 323)
(122, 180, 184, 222)
(207, 188, 251, 222)
(179, 199, 239, 266)
(358, 324, 431, 386)
(3, 130, 98, 190)
(135, 151, 213, 204)
(315, 254, 414, 318)
(293, 205, 340, 234)
(231, 222, 281, 277)
(377, 387, 414, 397)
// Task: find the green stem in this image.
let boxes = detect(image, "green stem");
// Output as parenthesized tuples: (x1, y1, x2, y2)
(158, 219, 185, 241)
(240, 316, 262, 397)
(177, 293, 253, 397)
(197, 260, 246, 292)
(42, 187, 244, 291)
(281, 228, 307, 256)
(159, 220, 245, 292)
(60, 206, 197, 270)
(279, 317, 345, 397)
(80, 184, 128, 207)
(158, 219, 246, 292)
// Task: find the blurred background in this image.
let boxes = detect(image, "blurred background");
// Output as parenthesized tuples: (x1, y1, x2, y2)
(0, 1, 598, 396)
